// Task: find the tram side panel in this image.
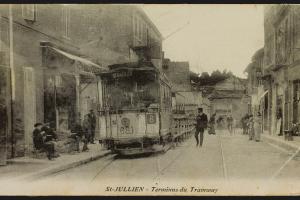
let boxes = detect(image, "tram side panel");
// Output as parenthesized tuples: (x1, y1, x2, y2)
(160, 111, 172, 142)
(159, 79, 173, 142)
(102, 111, 160, 151)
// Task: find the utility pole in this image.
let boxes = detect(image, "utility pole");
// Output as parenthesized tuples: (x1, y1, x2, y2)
(9, 4, 15, 158)
(9, 4, 15, 101)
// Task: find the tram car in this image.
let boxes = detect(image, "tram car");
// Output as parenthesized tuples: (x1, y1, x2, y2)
(97, 61, 174, 155)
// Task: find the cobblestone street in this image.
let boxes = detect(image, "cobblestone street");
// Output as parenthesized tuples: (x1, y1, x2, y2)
(37, 130, 300, 184)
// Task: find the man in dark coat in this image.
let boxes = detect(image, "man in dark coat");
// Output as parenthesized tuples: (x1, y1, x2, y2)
(41, 123, 58, 143)
(195, 108, 208, 147)
(88, 109, 96, 144)
(33, 123, 55, 160)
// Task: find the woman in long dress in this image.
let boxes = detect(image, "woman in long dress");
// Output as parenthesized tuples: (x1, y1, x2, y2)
(254, 112, 262, 142)
(208, 113, 216, 135)
(248, 115, 254, 140)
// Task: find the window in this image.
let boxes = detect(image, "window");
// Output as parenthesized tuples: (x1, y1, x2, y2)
(22, 4, 36, 21)
(62, 6, 71, 38)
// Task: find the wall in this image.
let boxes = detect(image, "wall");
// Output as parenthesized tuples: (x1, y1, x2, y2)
(214, 77, 245, 91)
(162, 60, 191, 92)
(0, 4, 78, 157)
(263, 5, 300, 134)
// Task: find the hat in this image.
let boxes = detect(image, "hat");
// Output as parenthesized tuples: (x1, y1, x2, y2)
(34, 123, 43, 128)
(198, 108, 203, 112)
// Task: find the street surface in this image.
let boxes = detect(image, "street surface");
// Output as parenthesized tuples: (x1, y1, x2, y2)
(37, 130, 300, 183)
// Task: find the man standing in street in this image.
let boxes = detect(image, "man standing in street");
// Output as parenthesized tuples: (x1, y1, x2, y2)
(88, 109, 96, 144)
(227, 114, 234, 135)
(195, 108, 208, 147)
(241, 114, 249, 135)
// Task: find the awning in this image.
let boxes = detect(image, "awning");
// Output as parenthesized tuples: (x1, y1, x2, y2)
(259, 90, 268, 100)
(251, 90, 268, 106)
(48, 47, 107, 74)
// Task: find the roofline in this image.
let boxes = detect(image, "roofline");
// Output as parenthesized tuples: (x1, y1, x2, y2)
(251, 47, 264, 61)
(134, 6, 163, 40)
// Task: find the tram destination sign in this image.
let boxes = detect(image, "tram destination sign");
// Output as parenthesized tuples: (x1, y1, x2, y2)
(112, 71, 132, 78)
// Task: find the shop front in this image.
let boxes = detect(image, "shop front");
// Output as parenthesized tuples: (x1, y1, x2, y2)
(42, 43, 106, 138)
(0, 65, 11, 165)
(289, 63, 300, 125)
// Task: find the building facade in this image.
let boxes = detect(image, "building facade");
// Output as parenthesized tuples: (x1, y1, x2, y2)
(0, 4, 163, 160)
(261, 5, 300, 135)
(208, 76, 249, 127)
(244, 48, 269, 132)
(162, 59, 192, 92)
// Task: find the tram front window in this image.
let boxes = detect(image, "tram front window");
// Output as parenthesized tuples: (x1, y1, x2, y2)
(105, 71, 159, 110)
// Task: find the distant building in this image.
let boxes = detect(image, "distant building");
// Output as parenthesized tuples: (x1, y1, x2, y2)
(208, 76, 249, 127)
(173, 91, 210, 118)
(162, 59, 191, 92)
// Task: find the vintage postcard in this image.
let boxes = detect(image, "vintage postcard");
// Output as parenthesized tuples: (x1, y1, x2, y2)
(0, 3, 299, 196)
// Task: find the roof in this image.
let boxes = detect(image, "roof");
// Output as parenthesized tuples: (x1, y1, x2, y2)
(176, 91, 202, 105)
(251, 47, 264, 62)
(244, 47, 264, 73)
(244, 62, 255, 73)
(213, 76, 246, 90)
(97, 61, 158, 75)
(108, 61, 156, 70)
(208, 90, 245, 99)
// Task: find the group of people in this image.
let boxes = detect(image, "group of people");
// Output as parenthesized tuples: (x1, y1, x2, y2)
(32, 122, 59, 160)
(71, 109, 97, 152)
(194, 107, 264, 147)
(207, 113, 234, 135)
(32, 109, 97, 160)
(241, 112, 262, 142)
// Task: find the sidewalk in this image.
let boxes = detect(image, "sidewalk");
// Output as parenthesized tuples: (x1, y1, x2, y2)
(0, 143, 111, 182)
(262, 132, 300, 152)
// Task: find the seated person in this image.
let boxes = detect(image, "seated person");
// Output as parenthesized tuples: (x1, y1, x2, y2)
(41, 123, 60, 157)
(33, 123, 55, 160)
(41, 123, 58, 143)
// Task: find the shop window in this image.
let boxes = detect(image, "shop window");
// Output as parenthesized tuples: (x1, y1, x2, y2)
(22, 4, 36, 21)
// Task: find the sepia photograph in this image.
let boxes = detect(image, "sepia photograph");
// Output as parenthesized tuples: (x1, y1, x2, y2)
(0, 3, 299, 196)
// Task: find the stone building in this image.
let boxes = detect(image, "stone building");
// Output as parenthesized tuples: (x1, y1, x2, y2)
(208, 76, 249, 127)
(173, 91, 210, 118)
(262, 5, 300, 135)
(244, 48, 269, 132)
(162, 59, 191, 92)
(0, 4, 162, 160)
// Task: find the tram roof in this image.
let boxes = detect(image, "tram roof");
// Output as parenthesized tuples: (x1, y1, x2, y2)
(97, 61, 159, 75)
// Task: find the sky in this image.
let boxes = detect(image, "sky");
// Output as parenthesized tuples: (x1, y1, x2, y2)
(141, 4, 264, 78)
